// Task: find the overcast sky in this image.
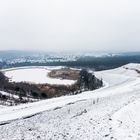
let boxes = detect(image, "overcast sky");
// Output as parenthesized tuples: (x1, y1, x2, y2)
(0, 0, 140, 52)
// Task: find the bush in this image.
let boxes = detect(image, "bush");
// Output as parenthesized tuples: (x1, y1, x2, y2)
(31, 91, 39, 98)
(41, 92, 48, 98)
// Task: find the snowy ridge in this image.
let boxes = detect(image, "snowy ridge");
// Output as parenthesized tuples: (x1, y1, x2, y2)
(1, 63, 140, 139)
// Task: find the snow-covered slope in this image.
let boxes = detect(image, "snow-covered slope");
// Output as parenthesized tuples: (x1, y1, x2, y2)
(1, 63, 140, 140)
(112, 99, 140, 140)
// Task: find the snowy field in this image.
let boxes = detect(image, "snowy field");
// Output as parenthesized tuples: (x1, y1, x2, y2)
(1, 63, 140, 139)
(3, 67, 76, 85)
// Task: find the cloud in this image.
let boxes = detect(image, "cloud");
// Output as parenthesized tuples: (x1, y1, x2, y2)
(0, 0, 140, 52)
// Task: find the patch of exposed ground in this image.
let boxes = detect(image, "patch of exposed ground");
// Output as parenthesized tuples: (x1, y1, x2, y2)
(48, 68, 80, 80)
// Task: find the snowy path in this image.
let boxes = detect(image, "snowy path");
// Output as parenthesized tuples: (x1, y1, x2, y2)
(1, 64, 140, 140)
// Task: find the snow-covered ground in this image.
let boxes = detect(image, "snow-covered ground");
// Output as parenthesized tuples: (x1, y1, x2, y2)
(3, 67, 76, 85)
(112, 99, 140, 140)
(1, 63, 140, 139)
(0, 91, 19, 99)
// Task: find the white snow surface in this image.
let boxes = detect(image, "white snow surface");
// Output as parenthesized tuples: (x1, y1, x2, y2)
(0, 91, 19, 99)
(3, 67, 76, 85)
(1, 64, 140, 139)
(112, 99, 140, 140)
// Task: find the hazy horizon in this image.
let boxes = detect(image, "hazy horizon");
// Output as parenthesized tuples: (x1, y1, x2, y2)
(0, 0, 140, 52)
(0, 49, 140, 55)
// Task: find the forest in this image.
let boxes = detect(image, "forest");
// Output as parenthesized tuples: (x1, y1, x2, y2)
(1, 55, 140, 71)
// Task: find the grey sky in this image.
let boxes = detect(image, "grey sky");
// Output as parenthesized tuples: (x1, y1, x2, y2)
(0, 0, 140, 52)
